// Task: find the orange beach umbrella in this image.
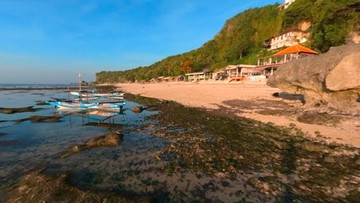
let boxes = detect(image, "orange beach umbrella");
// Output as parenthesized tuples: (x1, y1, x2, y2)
(273, 44, 318, 56)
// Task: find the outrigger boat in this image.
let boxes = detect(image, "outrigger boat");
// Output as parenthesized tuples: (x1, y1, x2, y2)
(68, 74, 125, 99)
(46, 97, 125, 111)
(47, 74, 125, 111)
(69, 91, 125, 99)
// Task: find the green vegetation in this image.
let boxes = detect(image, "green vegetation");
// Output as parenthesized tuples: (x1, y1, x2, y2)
(284, 0, 360, 52)
(96, 1, 360, 83)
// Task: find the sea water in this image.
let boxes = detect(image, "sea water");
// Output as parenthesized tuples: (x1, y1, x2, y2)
(2, 86, 255, 202)
(0, 86, 165, 188)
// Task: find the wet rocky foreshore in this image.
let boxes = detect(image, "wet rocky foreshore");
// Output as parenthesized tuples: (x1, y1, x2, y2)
(125, 94, 360, 201)
(1, 94, 360, 202)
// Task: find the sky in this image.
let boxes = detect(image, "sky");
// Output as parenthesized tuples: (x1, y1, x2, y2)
(0, 0, 281, 84)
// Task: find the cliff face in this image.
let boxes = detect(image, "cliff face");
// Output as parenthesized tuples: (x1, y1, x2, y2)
(267, 44, 360, 114)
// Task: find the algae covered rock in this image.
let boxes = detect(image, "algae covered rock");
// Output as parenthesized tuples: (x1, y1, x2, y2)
(3, 171, 147, 203)
(0, 106, 37, 114)
(61, 131, 123, 159)
(131, 106, 144, 113)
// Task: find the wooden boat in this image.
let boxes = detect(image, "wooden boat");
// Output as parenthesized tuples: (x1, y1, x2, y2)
(229, 76, 246, 82)
(69, 91, 124, 99)
(46, 98, 125, 111)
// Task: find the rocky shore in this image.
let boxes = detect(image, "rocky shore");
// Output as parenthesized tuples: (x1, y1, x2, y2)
(115, 82, 360, 148)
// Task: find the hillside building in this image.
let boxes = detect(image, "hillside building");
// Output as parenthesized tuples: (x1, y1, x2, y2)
(269, 29, 309, 50)
(279, 0, 296, 10)
(263, 21, 311, 50)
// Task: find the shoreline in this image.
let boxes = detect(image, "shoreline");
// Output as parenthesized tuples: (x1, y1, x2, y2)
(116, 81, 360, 148)
(2, 82, 360, 202)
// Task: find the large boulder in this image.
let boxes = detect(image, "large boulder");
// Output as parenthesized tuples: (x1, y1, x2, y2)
(267, 44, 360, 114)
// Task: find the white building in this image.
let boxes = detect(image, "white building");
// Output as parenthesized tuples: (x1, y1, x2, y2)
(270, 29, 309, 50)
(279, 0, 296, 10)
(223, 64, 258, 79)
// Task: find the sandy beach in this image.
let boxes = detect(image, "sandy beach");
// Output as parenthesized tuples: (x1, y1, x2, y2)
(116, 81, 360, 148)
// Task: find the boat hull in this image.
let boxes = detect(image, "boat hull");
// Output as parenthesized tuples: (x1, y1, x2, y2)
(46, 100, 125, 111)
(70, 91, 125, 99)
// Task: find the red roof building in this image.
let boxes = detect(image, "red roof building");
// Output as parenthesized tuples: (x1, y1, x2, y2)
(256, 44, 318, 77)
(258, 44, 318, 66)
(273, 44, 318, 56)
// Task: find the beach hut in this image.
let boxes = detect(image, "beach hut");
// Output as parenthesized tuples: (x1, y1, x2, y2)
(163, 77, 171, 82)
(177, 75, 185, 81)
(224, 64, 258, 78)
(273, 44, 318, 63)
(185, 69, 212, 82)
(149, 78, 157, 83)
(256, 44, 318, 76)
(258, 44, 318, 66)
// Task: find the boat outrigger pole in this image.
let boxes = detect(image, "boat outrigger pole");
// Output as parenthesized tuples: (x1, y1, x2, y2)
(78, 73, 82, 101)
(78, 73, 82, 92)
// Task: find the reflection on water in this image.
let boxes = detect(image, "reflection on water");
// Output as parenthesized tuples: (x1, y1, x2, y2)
(57, 109, 126, 128)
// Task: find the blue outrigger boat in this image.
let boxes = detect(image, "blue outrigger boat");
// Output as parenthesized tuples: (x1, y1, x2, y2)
(47, 97, 125, 111)
(47, 74, 126, 111)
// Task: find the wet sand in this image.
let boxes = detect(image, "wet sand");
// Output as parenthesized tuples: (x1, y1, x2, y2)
(116, 81, 360, 148)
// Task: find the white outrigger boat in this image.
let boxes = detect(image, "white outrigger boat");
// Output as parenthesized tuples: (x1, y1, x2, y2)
(47, 74, 126, 111)
(69, 91, 125, 99)
(46, 97, 125, 111)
